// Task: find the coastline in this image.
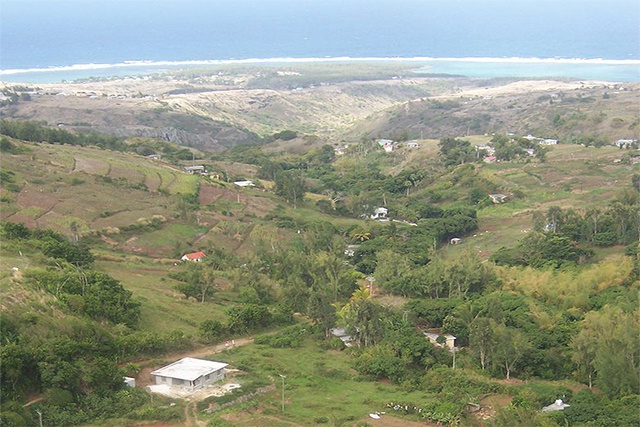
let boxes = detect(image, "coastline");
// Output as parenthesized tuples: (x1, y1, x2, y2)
(1, 56, 639, 84)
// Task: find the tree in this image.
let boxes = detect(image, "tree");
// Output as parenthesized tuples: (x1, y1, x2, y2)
(546, 205, 563, 234)
(373, 249, 412, 296)
(469, 317, 495, 371)
(338, 288, 385, 347)
(174, 263, 216, 303)
(574, 306, 640, 397)
(226, 304, 273, 334)
(307, 288, 336, 337)
(438, 137, 475, 167)
(493, 323, 531, 380)
(275, 170, 307, 208)
(350, 228, 371, 243)
(1, 221, 31, 240)
(314, 249, 348, 301)
(42, 238, 94, 266)
(571, 326, 597, 389)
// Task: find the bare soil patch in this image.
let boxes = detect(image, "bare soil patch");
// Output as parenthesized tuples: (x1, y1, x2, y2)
(17, 184, 58, 212)
(473, 393, 513, 424)
(198, 184, 227, 206)
(363, 414, 440, 427)
(73, 156, 110, 174)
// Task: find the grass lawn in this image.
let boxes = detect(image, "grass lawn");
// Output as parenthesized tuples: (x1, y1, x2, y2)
(203, 337, 437, 426)
(96, 259, 228, 335)
(133, 223, 208, 248)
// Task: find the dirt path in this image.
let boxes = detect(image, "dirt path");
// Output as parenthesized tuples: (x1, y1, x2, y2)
(183, 401, 206, 427)
(22, 397, 44, 407)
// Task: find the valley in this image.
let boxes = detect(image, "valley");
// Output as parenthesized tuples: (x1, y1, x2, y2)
(0, 62, 638, 427)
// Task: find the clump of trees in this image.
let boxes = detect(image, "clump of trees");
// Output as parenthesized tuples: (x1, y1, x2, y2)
(0, 119, 126, 151)
(492, 185, 640, 268)
(0, 120, 199, 164)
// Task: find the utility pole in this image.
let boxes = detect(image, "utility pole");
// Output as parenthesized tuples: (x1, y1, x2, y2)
(452, 348, 457, 370)
(279, 374, 286, 413)
(366, 276, 375, 297)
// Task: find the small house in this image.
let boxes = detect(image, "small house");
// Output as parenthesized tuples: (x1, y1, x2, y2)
(334, 145, 347, 156)
(489, 194, 508, 204)
(476, 145, 495, 156)
(330, 327, 354, 347)
(233, 180, 255, 187)
(370, 207, 388, 221)
(424, 331, 457, 351)
(123, 377, 136, 388)
(377, 138, 394, 146)
(150, 357, 228, 390)
(344, 244, 361, 257)
(616, 139, 638, 148)
(450, 238, 462, 245)
(541, 399, 570, 412)
(183, 165, 206, 174)
(383, 144, 394, 152)
(540, 139, 558, 145)
(181, 251, 206, 262)
(406, 142, 420, 148)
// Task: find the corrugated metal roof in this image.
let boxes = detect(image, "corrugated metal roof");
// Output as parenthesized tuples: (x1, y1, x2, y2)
(150, 357, 228, 382)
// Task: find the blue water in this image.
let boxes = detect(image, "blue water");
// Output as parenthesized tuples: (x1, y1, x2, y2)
(1, 0, 639, 82)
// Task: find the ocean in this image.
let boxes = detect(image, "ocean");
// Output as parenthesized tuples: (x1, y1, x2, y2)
(1, 0, 639, 83)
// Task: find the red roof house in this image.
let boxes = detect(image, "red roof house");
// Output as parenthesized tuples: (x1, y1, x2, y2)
(181, 251, 206, 262)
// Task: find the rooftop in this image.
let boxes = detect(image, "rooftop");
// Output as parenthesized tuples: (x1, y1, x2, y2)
(183, 251, 206, 260)
(150, 357, 228, 382)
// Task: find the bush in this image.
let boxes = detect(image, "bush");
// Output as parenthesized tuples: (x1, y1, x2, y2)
(273, 130, 298, 141)
(43, 388, 75, 406)
(592, 232, 617, 247)
(199, 319, 225, 343)
(254, 325, 307, 348)
(207, 417, 235, 427)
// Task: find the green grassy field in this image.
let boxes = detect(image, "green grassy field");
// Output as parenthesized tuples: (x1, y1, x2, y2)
(96, 258, 229, 335)
(200, 338, 444, 426)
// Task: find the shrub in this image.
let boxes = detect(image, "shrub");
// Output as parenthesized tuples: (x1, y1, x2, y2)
(254, 325, 307, 348)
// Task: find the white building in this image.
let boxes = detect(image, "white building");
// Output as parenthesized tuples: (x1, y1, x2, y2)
(424, 332, 457, 351)
(183, 165, 206, 174)
(540, 139, 558, 145)
(233, 180, 255, 187)
(150, 357, 228, 390)
(541, 399, 570, 412)
(370, 207, 389, 221)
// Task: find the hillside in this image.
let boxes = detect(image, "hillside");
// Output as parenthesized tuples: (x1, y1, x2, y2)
(349, 80, 640, 141)
(3, 63, 637, 153)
